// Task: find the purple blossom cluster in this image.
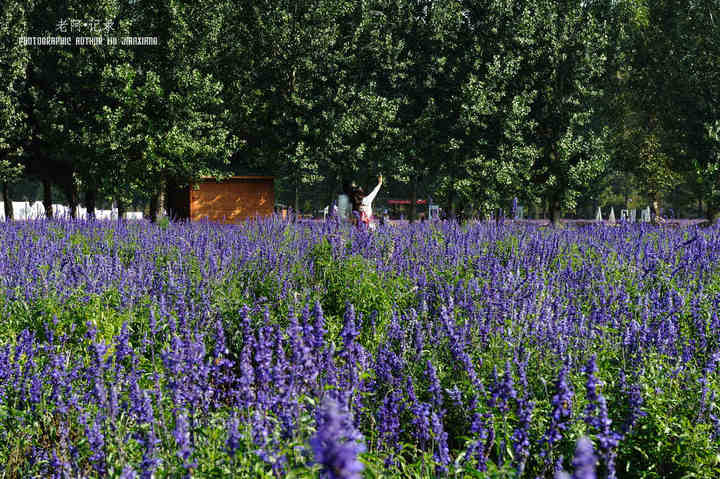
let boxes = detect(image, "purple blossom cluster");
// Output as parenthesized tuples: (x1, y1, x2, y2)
(0, 217, 717, 477)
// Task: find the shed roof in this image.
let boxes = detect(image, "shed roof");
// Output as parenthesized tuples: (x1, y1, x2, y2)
(198, 176, 274, 182)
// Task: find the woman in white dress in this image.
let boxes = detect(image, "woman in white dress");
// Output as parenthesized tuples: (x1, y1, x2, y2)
(350, 175, 382, 230)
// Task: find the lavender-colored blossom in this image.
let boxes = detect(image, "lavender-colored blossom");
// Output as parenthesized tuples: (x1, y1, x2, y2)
(410, 401, 432, 448)
(583, 355, 601, 427)
(119, 465, 138, 479)
(139, 426, 162, 479)
(583, 356, 621, 479)
(310, 397, 366, 479)
(84, 415, 106, 475)
(340, 303, 361, 357)
(426, 360, 443, 408)
(542, 366, 574, 456)
(497, 360, 517, 413)
(431, 411, 451, 473)
(512, 394, 534, 472)
(376, 390, 403, 453)
(2, 209, 720, 479)
(446, 385, 464, 408)
(220, 408, 240, 456)
(572, 437, 597, 479)
(173, 409, 195, 469)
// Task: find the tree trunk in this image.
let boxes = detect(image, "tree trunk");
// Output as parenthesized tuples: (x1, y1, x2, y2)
(706, 206, 718, 224)
(449, 154, 457, 220)
(149, 191, 164, 223)
(294, 180, 300, 217)
(117, 198, 126, 220)
(549, 199, 562, 227)
(42, 178, 53, 219)
(2, 182, 12, 220)
(592, 198, 599, 221)
(448, 175, 456, 220)
(705, 197, 719, 224)
(164, 179, 182, 221)
(84, 186, 97, 219)
(67, 180, 79, 219)
(149, 176, 168, 223)
(149, 194, 158, 223)
(650, 195, 661, 225)
(409, 178, 417, 223)
(329, 175, 338, 211)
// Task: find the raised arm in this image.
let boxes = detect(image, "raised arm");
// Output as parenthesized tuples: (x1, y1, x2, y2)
(362, 177, 382, 205)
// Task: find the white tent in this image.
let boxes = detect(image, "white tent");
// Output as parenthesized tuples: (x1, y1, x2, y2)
(52, 204, 70, 218)
(95, 209, 112, 220)
(0, 201, 143, 221)
(29, 201, 45, 219)
(640, 207, 651, 222)
(12, 201, 30, 219)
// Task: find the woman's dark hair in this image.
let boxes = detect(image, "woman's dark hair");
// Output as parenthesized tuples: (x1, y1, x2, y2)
(350, 186, 364, 213)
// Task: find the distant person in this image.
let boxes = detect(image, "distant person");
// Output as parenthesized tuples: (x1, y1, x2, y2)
(337, 181, 353, 222)
(350, 175, 382, 230)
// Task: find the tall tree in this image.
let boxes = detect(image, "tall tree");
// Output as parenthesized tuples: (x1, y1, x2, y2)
(97, 0, 239, 221)
(607, 0, 719, 221)
(451, 0, 544, 218)
(0, 0, 31, 219)
(520, 0, 611, 225)
(353, 0, 459, 221)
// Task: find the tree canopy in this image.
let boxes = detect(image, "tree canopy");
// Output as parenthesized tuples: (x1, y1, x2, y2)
(0, 0, 717, 221)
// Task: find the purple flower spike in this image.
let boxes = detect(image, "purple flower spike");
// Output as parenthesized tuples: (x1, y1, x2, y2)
(541, 365, 574, 457)
(226, 414, 242, 458)
(572, 437, 597, 479)
(310, 397, 366, 479)
(119, 465, 138, 479)
(173, 410, 195, 469)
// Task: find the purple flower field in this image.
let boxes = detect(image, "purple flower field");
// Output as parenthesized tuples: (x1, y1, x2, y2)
(0, 217, 718, 478)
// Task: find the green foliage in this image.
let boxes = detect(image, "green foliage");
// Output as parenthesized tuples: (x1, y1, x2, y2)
(1, 223, 720, 476)
(0, 0, 716, 220)
(0, 289, 135, 348)
(0, 0, 29, 179)
(310, 236, 415, 339)
(616, 359, 720, 479)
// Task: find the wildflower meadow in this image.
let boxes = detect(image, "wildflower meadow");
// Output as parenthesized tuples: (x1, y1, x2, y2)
(0, 217, 718, 478)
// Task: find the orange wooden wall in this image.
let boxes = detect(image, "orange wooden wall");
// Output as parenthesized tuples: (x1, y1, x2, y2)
(189, 177, 274, 223)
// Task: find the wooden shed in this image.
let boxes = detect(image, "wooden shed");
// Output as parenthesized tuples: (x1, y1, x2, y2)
(166, 176, 274, 223)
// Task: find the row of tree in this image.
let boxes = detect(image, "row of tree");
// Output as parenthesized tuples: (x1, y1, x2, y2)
(0, 0, 718, 223)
